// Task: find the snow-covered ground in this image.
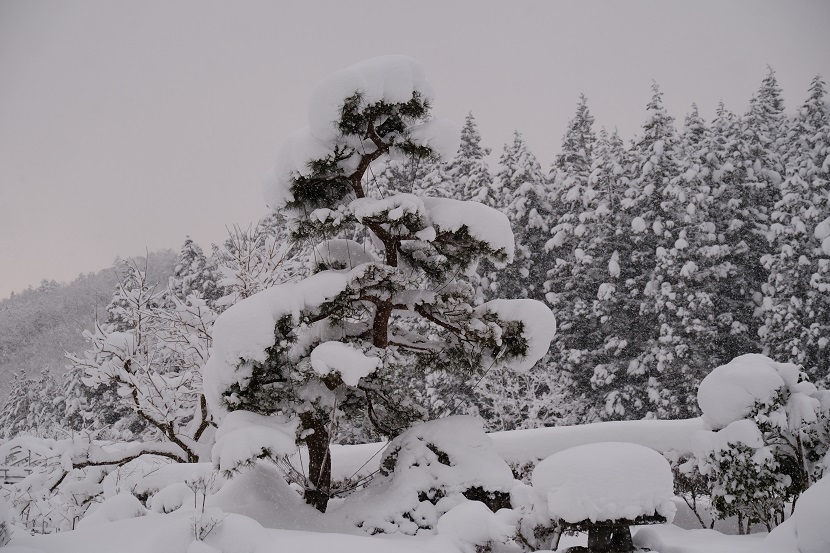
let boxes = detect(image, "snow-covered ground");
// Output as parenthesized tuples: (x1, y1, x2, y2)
(5, 416, 825, 553)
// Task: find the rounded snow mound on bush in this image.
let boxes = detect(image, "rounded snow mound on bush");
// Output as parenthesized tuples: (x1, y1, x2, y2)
(531, 441, 675, 524)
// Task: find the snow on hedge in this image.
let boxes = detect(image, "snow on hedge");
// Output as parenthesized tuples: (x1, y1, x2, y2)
(532, 442, 676, 524)
(436, 501, 518, 553)
(697, 353, 820, 429)
(266, 55, 459, 211)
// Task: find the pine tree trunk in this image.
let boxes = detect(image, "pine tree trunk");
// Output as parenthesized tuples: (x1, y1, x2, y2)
(300, 412, 332, 513)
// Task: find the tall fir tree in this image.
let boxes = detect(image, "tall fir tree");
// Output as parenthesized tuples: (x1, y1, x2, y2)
(489, 131, 551, 301)
(429, 112, 495, 203)
(761, 75, 830, 385)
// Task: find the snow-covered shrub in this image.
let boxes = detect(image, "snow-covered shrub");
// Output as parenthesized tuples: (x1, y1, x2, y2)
(341, 416, 516, 535)
(691, 354, 830, 532)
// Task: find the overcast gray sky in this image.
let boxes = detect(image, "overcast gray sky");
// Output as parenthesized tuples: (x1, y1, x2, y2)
(1, 0, 829, 299)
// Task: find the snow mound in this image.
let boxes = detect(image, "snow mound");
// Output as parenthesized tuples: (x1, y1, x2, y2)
(77, 493, 146, 528)
(532, 442, 675, 524)
(150, 483, 195, 514)
(211, 410, 298, 474)
(207, 463, 342, 533)
(436, 502, 518, 553)
(697, 354, 818, 429)
(310, 341, 380, 386)
(794, 475, 830, 553)
(341, 416, 515, 535)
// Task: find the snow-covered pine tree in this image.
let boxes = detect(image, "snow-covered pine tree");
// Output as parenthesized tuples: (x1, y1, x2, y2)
(168, 237, 222, 307)
(761, 75, 830, 385)
(542, 95, 601, 421)
(714, 68, 787, 355)
(558, 128, 632, 421)
(0, 372, 38, 438)
(594, 82, 685, 419)
(489, 131, 551, 301)
(702, 101, 762, 363)
(634, 104, 722, 418)
(430, 112, 495, 204)
(204, 57, 556, 512)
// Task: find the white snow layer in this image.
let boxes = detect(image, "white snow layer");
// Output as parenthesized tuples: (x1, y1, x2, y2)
(793, 474, 830, 553)
(697, 354, 800, 429)
(211, 411, 298, 474)
(422, 197, 515, 262)
(203, 266, 364, 418)
(266, 56, 459, 210)
(532, 442, 676, 524)
(310, 341, 380, 386)
(341, 416, 515, 535)
(76, 494, 146, 528)
(436, 502, 518, 553)
(477, 299, 556, 371)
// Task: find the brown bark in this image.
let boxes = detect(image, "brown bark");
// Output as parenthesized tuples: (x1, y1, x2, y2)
(300, 412, 332, 513)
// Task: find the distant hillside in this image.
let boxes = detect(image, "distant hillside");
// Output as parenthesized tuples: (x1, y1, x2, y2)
(0, 250, 177, 399)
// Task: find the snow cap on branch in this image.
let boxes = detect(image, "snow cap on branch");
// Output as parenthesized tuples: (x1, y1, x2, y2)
(478, 299, 557, 371)
(697, 354, 820, 429)
(203, 267, 368, 418)
(310, 341, 380, 386)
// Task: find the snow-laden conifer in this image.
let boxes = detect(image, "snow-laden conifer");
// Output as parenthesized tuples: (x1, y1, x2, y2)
(204, 56, 556, 512)
(761, 76, 830, 385)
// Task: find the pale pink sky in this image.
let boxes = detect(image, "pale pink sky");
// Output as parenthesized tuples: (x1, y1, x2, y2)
(1, 0, 829, 298)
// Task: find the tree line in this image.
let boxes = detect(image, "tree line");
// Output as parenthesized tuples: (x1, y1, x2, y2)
(2, 68, 828, 441)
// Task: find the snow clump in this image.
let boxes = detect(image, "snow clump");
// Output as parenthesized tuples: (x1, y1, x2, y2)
(697, 353, 820, 429)
(477, 299, 557, 372)
(532, 442, 676, 524)
(436, 501, 519, 553)
(211, 410, 298, 475)
(310, 341, 380, 386)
